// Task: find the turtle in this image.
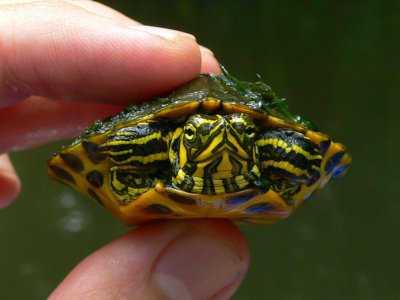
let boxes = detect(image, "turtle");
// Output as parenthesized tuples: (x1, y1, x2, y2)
(47, 67, 351, 226)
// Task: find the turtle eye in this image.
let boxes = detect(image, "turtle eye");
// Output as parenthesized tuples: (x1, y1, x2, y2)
(184, 124, 197, 141)
(245, 125, 256, 138)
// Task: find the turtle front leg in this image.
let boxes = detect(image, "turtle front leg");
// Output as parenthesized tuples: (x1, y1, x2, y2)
(108, 168, 159, 204)
(256, 128, 322, 204)
(99, 120, 173, 204)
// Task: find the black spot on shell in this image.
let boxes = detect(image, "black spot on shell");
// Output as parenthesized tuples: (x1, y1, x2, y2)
(82, 141, 105, 164)
(146, 204, 173, 215)
(49, 166, 75, 184)
(325, 151, 345, 174)
(245, 202, 274, 213)
(86, 170, 103, 188)
(60, 153, 84, 172)
(87, 188, 104, 206)
(167, 193, 196, 205)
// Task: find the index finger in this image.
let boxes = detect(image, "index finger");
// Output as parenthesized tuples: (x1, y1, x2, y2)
(0, 1, 220, 107)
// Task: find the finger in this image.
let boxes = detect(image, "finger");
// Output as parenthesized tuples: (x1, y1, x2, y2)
(65, 0, 142, 25)
(49, 219, 249, 300)
(0, 153, 20, 208)
(0, 96, 124, 153)
(200, 46, 221, 74)
(0, 1, 220, 107)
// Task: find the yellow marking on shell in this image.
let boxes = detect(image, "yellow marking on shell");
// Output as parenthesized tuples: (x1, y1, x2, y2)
(305, 130, 330, 144)
(222, 103, 264, 118)
(46, 134, 129, 220)
(201, 98, 221, 111)
(262, 115, 306, 133)
(256, 138, 321, 160)
(155, 101, 200, 119)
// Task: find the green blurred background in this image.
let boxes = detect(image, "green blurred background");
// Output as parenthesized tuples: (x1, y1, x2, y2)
(1, 1, 399, 299)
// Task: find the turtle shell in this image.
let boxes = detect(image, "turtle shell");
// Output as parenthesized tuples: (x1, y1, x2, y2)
(47, 67, 351, 226)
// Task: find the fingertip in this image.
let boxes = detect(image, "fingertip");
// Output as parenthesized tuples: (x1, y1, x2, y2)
(195, 219, 249, 265)
(0, 3, 205, 106)
(50, 219, 249, 300)
(0, 154, 21, 209)
(199, 46, 221, 74)
(152, 220, 249, 300)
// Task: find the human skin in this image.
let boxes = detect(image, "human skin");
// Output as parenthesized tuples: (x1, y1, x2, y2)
(0, 1, 249, 299)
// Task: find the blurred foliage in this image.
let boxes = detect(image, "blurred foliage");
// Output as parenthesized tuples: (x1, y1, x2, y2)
(1, 1, 399, 299)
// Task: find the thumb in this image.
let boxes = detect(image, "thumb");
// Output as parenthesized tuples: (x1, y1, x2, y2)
(49, 220, 249, 300)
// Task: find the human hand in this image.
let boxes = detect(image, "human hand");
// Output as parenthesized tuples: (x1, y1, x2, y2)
(0, 1, 249, 299)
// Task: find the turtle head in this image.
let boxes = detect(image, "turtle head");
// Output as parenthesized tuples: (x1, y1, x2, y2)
(182, 113, 256, 163)
(170, 113, 260, 194)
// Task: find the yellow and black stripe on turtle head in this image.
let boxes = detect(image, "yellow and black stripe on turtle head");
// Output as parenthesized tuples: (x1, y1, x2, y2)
(98, 119, 174, 204)
(169, 113, 261, 194)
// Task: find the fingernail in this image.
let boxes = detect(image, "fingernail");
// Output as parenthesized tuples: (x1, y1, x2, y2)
(199, 45, 215, 57)
(136, 25, 196, 41)
(199, 46, 221, 74)
(153, 230, 247, 300)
